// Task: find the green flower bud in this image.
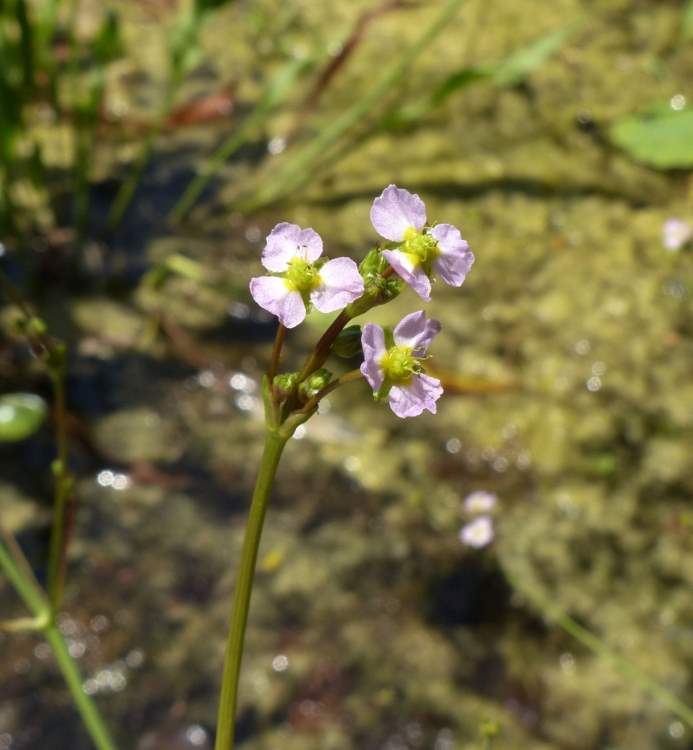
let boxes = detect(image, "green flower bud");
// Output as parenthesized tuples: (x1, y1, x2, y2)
(345, 275, 401, 319)
(273, 372, 299, 398)
(359, 248, 389, 278)
(332, 325, 362, 358)
(299, 368, 332, 399)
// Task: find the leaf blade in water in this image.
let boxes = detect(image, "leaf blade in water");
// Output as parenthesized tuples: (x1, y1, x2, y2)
(609, 105, 693, 169)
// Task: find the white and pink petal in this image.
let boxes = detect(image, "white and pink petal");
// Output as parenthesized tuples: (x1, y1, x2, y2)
(370, 184, 427, 242)
(310, 257, 364, 314)
(388, 373, 443, 418)
(393, 310, 441, 355)
(430, 223, 474, 287)
(382, 249, 432, 301)
(249, 276, 306, 329)
(360, 323, 387, 390)
(261, 222, 323, 272)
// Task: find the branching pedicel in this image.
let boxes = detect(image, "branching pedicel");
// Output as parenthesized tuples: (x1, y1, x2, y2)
(215, 184, 474, 749)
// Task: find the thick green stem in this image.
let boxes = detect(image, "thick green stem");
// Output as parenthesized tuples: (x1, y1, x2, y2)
(0, 537, 117, 750)
(214, 430, 288, 750)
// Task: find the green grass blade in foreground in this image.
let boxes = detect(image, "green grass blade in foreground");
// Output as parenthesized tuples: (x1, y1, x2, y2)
(0, 536, 118, 750)
(503, 557, 693, 730)
(169, 56, 312, 223)
(237, 0, 467, 211)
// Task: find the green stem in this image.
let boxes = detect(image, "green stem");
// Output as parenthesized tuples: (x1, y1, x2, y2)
(214, 429, 288, 750)
(297, 368, 363, 415)
(44, 623, 117, 750)
(297, 309, 351, 381)
(0, 533, 48, 617)
(46, 358, 73, 618)
(0, 536, 117, 750)
(267, 323, 285, 383)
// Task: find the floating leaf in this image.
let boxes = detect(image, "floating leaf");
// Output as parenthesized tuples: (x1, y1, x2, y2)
(609, 105, 693, 169)
(0, 393, 47, 442)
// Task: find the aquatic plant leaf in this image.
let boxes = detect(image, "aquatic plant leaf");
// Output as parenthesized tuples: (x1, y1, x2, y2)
(492, 26, 573, 86)
(386, 66, 491, 127)
(91, 10, 122, 65)
(381, 24, 574, 130)
(609, 106, 693, 169)
(0, 393, 47, 442)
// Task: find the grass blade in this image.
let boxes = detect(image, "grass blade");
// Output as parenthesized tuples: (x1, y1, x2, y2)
(169, 55, 312, 223)
(238, 0, 467, 210)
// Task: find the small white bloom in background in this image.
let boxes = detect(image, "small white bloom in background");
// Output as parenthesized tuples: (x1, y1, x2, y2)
(459, 516, 494, 548)
(463, 490, 497, 514)
(662, 218, 692, 252)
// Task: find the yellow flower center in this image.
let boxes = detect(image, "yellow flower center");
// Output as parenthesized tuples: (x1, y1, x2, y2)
(380, 345, 420, 385)
(401, 227, 440, 269)
(284, 258, 322, 293)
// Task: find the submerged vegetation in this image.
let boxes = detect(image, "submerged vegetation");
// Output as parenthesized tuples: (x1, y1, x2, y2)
(1, 0, 693, 748)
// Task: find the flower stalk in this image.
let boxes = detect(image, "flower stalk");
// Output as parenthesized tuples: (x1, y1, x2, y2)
(0, 534, 117, 750)
(214, 427, 288, 750)
(215, 185, 474, 746)
(0, 269, 114, 748)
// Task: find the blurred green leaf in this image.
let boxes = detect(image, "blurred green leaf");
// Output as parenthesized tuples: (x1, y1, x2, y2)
(386, 23, 574, 130)
(15, 0, 35, 93)
(0, 393, 47, 442)
(683, 0, 693, 41)
(91, 10, 122, 65)
(239, 0, 468, 210)
(492, 25, 573, 86)
(609, 105, 693, 169)
(170, 54, 313, 221)
(431, 65, 493, 103)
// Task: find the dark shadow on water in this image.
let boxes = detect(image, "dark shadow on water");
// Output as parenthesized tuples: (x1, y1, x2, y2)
(308, 177, 656, 210)
(426, 559, 511, 628)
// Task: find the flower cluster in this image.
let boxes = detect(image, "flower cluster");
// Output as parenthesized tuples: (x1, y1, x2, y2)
(249, 222, 364, 329)
(371, 184, 475, 301)
(249, 185, 474, 418)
